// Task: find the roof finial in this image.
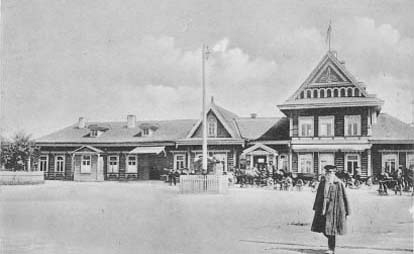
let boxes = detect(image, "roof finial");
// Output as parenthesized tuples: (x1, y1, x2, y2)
(326, 20, 332, 52)
(211, 96, 214, 104)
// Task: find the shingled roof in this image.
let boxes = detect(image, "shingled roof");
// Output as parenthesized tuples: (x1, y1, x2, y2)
(235, 117, 284, 140)
(36, 119, 197, 144)
(371, 113, 414, 143)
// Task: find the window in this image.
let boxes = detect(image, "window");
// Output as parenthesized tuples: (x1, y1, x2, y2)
(298, 153, 313, 173)
(298, 117, 314, 137)
(340, 88, 345, 97)
(127, 155, 137, 173)
(382, 153, 398, 173)
(279, 154, 288, 171)
(300, 91, 304, 99)
(143, 128, 150, 136)
(108, 156, 119, 173)
(319, 153, 335, 173)
(81, 155, 91, 173)
(407, 153, 414, 170)
(213, 153, 227, 173)
(320, 90, 325, 98)
(55, 156, 65, 172)
(347, 88, 353, 97)
(318, 116, 334, 136)
(354, 89, 360, 97)
(174, 154, 186, 170)
(344, 115, 361, 136)
(345, 154, 360, 175)
(326, 89, 332, 98)
(208, 117, 217, 137)
(313, 90, 318, 98)
(333, 89, 338, 97)
(306, 90, 312, 98)
(39, 156, 48, 172)
(91, 130, 98, 137)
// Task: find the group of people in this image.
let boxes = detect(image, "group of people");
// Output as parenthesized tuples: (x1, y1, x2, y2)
(378, 165, 414, 195)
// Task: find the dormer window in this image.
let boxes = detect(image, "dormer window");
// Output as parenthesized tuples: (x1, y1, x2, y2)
(143, 128, 150, 136)
(208, 117, 217, 137)
(87, 124, 109, 138)
(91, 130, 99, 137)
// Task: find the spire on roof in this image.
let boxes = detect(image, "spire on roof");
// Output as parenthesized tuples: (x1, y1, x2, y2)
(211, 96, 214, 104)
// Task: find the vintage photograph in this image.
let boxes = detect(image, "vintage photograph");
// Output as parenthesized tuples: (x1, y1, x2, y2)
(0, 0, 413, 253)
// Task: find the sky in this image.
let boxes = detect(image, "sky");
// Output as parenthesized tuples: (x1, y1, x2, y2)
(1, 0, 414, 138)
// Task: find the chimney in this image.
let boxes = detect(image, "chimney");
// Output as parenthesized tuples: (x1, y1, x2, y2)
(250, 113, 257, 119)
(78, 117, 86, 129)
(127, 115, 136, 128)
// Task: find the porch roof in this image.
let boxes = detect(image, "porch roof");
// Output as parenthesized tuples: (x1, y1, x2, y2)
(241, 143, 278, 156)
(129, 146, 165, 154)
(291, 143, 371, 152)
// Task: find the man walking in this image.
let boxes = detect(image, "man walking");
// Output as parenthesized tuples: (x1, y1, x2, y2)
(311, 165, 350, 254)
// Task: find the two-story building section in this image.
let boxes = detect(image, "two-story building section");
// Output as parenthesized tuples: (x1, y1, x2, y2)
(278, 51, 414, 177)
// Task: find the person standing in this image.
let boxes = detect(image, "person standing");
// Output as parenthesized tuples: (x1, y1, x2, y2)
(311, 165, 350, 254)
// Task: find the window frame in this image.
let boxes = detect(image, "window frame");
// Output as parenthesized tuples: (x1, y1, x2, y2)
(407, 153, 414, 170)
(142, 128, 150, 136)
(126, 155, 138, 173)
(107, 155, 119, 173)
(80, 155, 92, 174)
(207, 116, 217, 137)
(54, 155, 65, 173)
(318, 116, 335, 137)
(173, 154, 186, 170)
(39, 155, 49, 172)
(382, 153, 398, 173)
(319, 153, 335, 173)
(345, 153, 360, 175)
(298, 116, 314, 137)
(344, 115, 361, 136)
(298, 153, 313, 173)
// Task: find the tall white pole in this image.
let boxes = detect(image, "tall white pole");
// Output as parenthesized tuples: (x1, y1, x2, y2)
(202, 44, 208, 173)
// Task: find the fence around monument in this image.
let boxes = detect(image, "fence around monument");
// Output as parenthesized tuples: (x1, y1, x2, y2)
(179, 175, 229, 194)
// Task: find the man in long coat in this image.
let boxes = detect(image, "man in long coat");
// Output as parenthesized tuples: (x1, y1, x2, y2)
(311, 165, 350, 254)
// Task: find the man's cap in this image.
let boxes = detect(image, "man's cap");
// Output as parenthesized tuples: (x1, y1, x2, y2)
(324, 165, 337, 171)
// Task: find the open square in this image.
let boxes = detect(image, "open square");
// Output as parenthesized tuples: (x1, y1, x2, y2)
(0, 182, 412, 254)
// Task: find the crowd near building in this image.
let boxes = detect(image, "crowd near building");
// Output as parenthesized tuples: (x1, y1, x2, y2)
(35, 51, 414, 181)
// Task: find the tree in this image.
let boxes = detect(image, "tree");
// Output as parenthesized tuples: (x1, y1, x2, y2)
(0, 132, 39, 171)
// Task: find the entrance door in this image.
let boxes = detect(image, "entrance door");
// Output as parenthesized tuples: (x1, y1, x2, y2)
(345, 154, 360, 175)
(253, 155, 267, 169)
(319, 153, 335, 174)
(213, 153, 227, 173)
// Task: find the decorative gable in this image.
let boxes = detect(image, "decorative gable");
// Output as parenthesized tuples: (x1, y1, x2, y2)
(72, 145, 103, 154)
(289, 51, 368, 101)
(191, 111, 231, 138)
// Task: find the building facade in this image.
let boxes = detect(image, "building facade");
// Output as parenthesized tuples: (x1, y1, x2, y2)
(36, 51, 414, 181)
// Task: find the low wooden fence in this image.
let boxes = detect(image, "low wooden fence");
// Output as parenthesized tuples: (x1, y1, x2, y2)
(0, 171, 45, 185)
(179, 175, 229, 194)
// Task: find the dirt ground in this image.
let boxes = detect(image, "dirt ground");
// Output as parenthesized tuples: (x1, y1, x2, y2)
(0, 181, 412, 254)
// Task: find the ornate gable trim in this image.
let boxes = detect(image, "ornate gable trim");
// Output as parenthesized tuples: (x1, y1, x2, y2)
(288, 52, 369, 101)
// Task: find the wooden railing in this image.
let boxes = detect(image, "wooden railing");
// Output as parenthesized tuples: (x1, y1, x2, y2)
(179, 175, 229, 194)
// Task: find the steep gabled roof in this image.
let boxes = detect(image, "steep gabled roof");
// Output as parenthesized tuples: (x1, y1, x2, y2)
(279, 51, 383, 111)
(371, 113, 414, 143)
(186, 100, 240, 139)
(235, 117, 283, 140)
(288, 51, 368, 100)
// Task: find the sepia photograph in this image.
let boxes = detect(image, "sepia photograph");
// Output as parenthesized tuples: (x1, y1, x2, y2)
(0, 0, 413, 253)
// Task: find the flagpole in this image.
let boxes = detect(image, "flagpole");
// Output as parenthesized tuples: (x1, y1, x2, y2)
(202, 44, 208, 173)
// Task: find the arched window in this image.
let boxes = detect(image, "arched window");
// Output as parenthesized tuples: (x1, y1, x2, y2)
(55, 156, 65, 172)
(300, 91, 304, 99)
(307, 90, 312, 98)
(354, 89, 360, 97)
(208, 117, 217, 137)
(313, 90, 318, 98)
(327, 89, 332, 98)
(333, 89, 338, 97)
(340, 88, 346, 97)
(347, 88, 353, 97)
(320, 89, 325, 98)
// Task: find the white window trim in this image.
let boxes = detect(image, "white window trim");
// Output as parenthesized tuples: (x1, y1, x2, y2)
(80, 155, 92, 174)
(54, 155, 65, 173)
(126, 155, 138, 173)
(298, 153, 313, 174)
(407, 153, 414, 169)
(382, 153, 398, 173)
(207, 116, 217, 137)
(278, 153, 289, 171)
(345, 153, 360, 175)
(107, 155, 119, 173)
(344, 115, 361, 136)
(38, 155, 49, 172)
(318, 116, 335, 137)
(298, 116, 314, 137)
(174, 154, 186, 170)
